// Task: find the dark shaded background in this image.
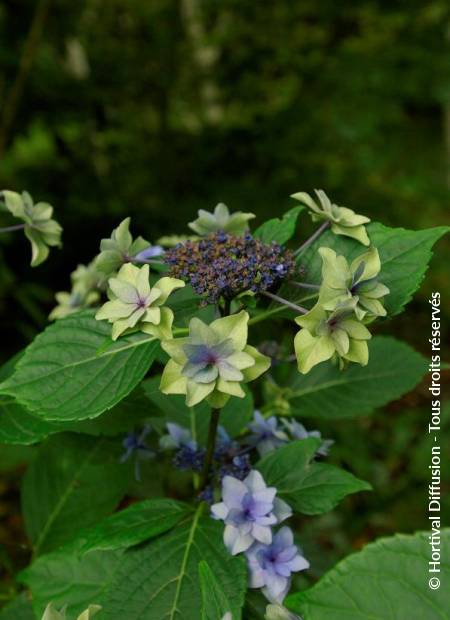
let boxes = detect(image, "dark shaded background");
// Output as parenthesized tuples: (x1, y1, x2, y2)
(0, 0, 449, 603)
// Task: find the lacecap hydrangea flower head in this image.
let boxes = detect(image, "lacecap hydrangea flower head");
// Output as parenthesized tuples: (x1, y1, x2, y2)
(0, 190, 62, 266)
(160, 310, 271, 407)
(318, 246, 389, 320)
(291, 189, 370, 246)
(188, 202, 255, 236)
(294, 298, 372, 374)
(95, 263, 184, 340)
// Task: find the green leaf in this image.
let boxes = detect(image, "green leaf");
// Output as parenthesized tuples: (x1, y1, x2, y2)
(290, 222, 448, 316)
(97, 508, 247, 619)
(0, 593, 35, 620)
(0, 387, 152, 445)
(199, 560, 234, 620)
(143, 377, 253, 442)
(257, 439, 371, 515)
(21, 507, 247, 620)
(21, 434, 130, 555)
(254, 207, 304, 245)
(19, 541, 123, 619)
(0, 311, 160, 421)
(287, 336, 426, 419)
(79, 499, 191, 554)
(287, 530, 450, 619)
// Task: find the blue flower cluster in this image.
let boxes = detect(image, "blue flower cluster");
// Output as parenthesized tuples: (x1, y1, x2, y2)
(211, 470, 309, 603)
(164, 231, 296, 305)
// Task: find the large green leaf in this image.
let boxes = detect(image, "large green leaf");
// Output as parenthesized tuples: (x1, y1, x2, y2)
(79, 499, 191, 554)
(143, 377, 253, 442)
(21, 434, 130, 555)
(288, 222, 448, 316)
(257, 439, 371, 515)
(0, 387, 151, 445)
(254, 207, 304, 245)
(19, 541, 123, 619)
(0, 311, 159, 421)
(199, 560, 235, 620)
(287, 530, 450, 619)
(0, 593, 35, 620)
(97, 508, 247, 620)
(286, 336, 426, 419)
(21, 507, 247, 620)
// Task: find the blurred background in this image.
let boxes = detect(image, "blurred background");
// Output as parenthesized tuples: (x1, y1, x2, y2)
(0, 0, 449, 605)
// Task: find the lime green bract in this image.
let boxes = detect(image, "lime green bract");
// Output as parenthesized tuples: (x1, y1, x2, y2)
(160, 310, 271, 407)
(318, 246, 390, 320)
(1, 190, 62, 266)
(188, 203, 255, 236)
(294, 299, 372, 374)
(95, 263, 184, 340)
(95, 217, 151, 278)
(291, 190, 370, 246)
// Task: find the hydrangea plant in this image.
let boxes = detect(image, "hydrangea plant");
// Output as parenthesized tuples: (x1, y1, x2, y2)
(0, 188, 447, 620)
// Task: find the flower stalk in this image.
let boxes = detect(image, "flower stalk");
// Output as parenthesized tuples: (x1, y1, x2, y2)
(261, 290, 308, 314)
(199, 407, 221, 491)
(294, 221, 329, 256)
(0, 223, 26, 233)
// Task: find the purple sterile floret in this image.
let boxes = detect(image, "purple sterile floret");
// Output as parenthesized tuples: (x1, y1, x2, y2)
(211, 470, 292, 555)
(133, 245, 164, 261)
(248, 411, 288, 456)
(120, 426, 154, 481)
(282, 419, 334, 457)
(246, 526, 309, 603)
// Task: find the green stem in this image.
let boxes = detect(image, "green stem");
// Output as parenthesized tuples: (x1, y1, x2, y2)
(0, 223, 25, 233)
(261, 290, 308, 314)
(294, 221, 330, 257)
(199, 408, 221, 491)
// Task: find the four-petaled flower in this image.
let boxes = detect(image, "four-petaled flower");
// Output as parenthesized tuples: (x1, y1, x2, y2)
(211, 470, 292, 555)
(1, 190, 62, 266)
(188, 202, 255, 236)
(95, 263, 184, 340)
(95, 217, 159, 278)
(291, 189, 370, 246)
(294, 298, 372, 374)
(318, 246, 389, 320)
(246, 526, 309, 603)
(160, 311, 271, 407)
(159, 422, 197, 450)
(248, 411, 288, 456)
(120, 426, 154, 481)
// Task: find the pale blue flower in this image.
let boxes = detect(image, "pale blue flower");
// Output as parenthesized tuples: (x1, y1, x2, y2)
(282, 419, 333, 456)
(211, 470, 292, 555)
(159, 422, 197, 450)
(247, 526, 309, 603)
(248, 411, 288, 456)
(133, 245, 164, 261)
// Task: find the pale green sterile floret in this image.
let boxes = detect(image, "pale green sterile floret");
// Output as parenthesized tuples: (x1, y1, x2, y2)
(318, 246, 390, 320)
(49, 261, 103, 320)
(294, 298, 372, 374)
(188, 203, 255, 236)
(160, 310, 271, 408)
(94, 217, 151, 279)
(95, 263, 184, 340)
(156, 234, 199, 247)
(41, 602, 102, 620)
(291, 189, 370, 246)
(1, 189, 62, 266)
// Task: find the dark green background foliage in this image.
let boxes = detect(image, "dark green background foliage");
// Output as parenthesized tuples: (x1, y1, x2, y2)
(0, 0, 449, 614)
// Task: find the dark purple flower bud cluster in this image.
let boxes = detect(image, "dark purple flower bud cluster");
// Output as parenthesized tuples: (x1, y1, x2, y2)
(164, 231, 296, 305)
(172, 444, 206, 472)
